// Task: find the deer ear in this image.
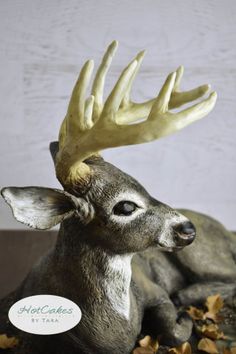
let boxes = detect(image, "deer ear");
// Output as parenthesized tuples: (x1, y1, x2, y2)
(1, 187, 92, 230)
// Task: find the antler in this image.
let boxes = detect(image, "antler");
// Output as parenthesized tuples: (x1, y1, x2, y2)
(56, 40, 217, 190)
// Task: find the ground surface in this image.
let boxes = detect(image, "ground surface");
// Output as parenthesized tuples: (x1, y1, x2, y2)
(0, 292, 235, 354)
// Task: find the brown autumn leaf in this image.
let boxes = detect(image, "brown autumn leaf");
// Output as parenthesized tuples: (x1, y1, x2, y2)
(133, 347, 155, 354)
(198, 338, 218, 353)
(187, 306, 204, 320)
(169, 342, 192, 354)
(200, 323, 226, 340)
(0, 334, 19, 349)
(132, 335, 159, 354)
(139, 335, 159, 352)
(223, 348, 236, 354)
(204, 294, 224, 322)
(223, 349, 231, 354)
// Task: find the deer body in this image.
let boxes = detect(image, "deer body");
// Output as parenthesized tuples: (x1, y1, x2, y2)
(5, 211, 236, 354)
(2, 159, 235, 354)
(2, 41, 235, 353)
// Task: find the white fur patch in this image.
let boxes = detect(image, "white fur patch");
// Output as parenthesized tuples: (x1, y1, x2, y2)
(104, 254, 133, 320)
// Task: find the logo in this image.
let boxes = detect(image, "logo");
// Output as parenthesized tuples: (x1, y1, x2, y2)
(8, 295, 82, 335)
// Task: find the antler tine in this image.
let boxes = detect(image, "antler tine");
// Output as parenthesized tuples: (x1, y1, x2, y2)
(120, 50, 146, 108)
(59, 59, 94, 150)
(151, 72, 177, 113)
(91, 40, 118, 121)
(169, 65, 211, 109)
(84, 95, 95, 129)
(173, 65, 184, 90)
(166, 91, 217, 131)
(101, 59, 138, 121)
(67, 59, 94, 132)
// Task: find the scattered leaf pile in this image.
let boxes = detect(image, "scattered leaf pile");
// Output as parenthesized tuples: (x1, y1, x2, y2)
(0, 334, 19, 349)
(188, 294, 224, 323)
(133, 294, 235, 354)
(188, 294, 235, 353)
(0, 294, 235, 353)
(187, 294, 227, 352)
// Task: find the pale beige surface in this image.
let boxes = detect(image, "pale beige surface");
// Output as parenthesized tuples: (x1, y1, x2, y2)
(0, 1, 236, 229)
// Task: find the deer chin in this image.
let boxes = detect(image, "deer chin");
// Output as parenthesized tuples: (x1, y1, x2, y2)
(154, 242, 184, 252)
(158, 245, 184, 252)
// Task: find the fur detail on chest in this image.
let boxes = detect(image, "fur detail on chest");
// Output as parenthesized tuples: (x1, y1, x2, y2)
(103, 254, 132, 320)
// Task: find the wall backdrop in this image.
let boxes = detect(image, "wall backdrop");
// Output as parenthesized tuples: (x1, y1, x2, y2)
(0, 0, 236, 229)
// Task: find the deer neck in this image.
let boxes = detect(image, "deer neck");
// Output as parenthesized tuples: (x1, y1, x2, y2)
(103, 253, 133, 320)
(54, 220, 133, 320)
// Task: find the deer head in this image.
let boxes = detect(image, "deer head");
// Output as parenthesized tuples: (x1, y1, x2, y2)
(1, 41, 217, 253)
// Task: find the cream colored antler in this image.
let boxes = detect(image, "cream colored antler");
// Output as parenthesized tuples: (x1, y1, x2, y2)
(56, 40, 217, 190)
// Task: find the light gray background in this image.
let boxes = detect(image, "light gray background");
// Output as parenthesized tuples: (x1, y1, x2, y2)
(0, 0, 235, 230)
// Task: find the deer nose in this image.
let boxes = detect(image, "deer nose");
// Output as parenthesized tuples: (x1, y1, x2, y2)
(173, 221, 196, 246)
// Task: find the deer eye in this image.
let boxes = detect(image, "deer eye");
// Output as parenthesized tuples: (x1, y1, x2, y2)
(113, 201, 138, 216)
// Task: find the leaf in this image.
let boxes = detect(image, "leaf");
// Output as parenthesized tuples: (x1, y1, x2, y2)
(169, 342, 192, 354)
(200, 324, 226, 340)
(0, 334, 19, 349)
(139, 336, 154, 348)
(139, 335, 159, 352)
(223, 349, 231, 354)
(204, 294, 224, 322)
(132, 336, 159, 354)
(198, 338, 218, 353)
(223, 347, 236, 354)
(187, 306, 204, 320)
(205, 294, 224, 313)
(223, 348, 236, 354)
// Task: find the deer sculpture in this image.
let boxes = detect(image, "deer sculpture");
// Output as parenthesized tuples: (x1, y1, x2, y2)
(1, 41, 236, 354)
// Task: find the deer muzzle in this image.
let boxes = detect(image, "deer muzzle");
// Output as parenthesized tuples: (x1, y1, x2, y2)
(172, 221, 196, 247)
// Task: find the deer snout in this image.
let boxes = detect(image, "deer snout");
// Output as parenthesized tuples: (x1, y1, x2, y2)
(172, 221, 196, 246)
